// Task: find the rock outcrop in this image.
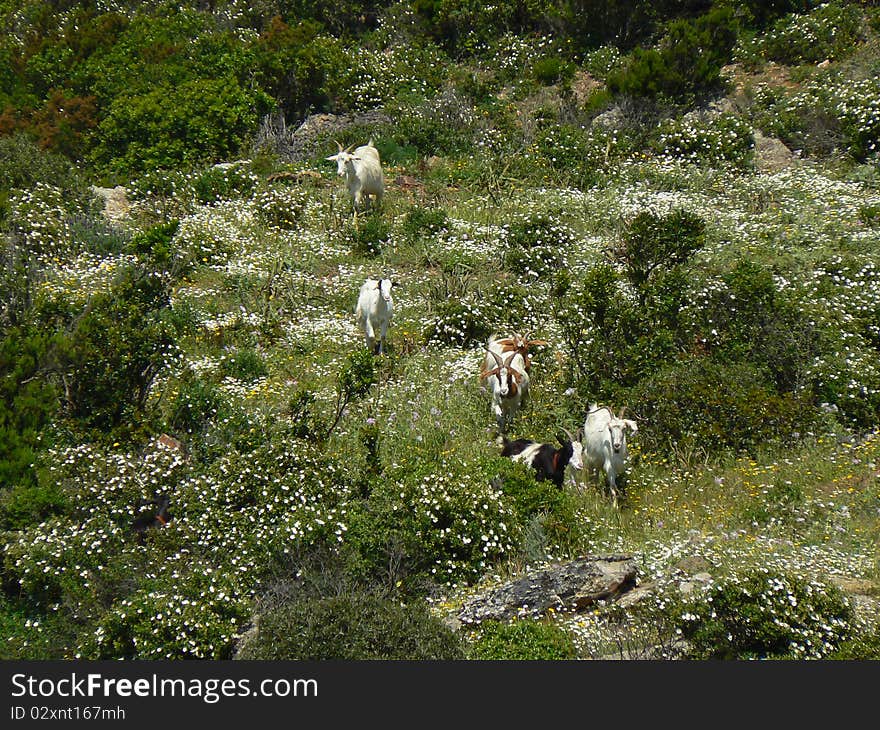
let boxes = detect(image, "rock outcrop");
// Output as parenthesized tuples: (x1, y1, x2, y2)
(455, 555, 638, 626)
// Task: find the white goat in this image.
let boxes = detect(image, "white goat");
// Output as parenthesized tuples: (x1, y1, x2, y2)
(326, 139, 384, 211)
(479, 341, 529, 433)
(355, 277, 394, 354)
(582, 404, 638, 507)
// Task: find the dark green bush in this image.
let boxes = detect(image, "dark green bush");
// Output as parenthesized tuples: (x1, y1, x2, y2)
(745, 1, 864, 66)
(493, 457, 585, 555)
(698, 260, 820, 392)
(828, 626, 880, 660)
(346, 458, 517, 591)
(0, 132, 86, 209)
(166, 372, 225, 436)
(470, 618, 577, 660)
(348, 215, 390, 257)
(0, 481, 67, 531)
(677, 568, 854, 659)
(219, 347, 268, 382)
(608, 7, 738, 104)
(424, 297, 493, 347)
(532, 57, 575, 86)
(0, 326, 58, 489)
(91, 77, 272, 176)
(128, 220, 179, 267)
(630, 357, 818, 456)
(236, 592, 465, 660)
(47, 268, 174, 434)
(402, 206, 448, 240)
(619, 208, 705, 300)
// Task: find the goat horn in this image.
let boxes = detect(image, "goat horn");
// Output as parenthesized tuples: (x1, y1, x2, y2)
(618, 406, 626, 419)
(484, 346, 503, 367)
(335, 140, 344, 151)
(561, 427, 576, 443)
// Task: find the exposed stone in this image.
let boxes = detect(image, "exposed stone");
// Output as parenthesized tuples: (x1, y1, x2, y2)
(90, 185, 131, 222)
(592, 106, 625, 131)
(456, 555, 638, 625)
(285, 110, 393, 161)
(754, 130, 795, 173)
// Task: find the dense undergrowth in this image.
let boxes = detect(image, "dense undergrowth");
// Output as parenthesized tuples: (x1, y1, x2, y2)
(1, 0, 879, 659)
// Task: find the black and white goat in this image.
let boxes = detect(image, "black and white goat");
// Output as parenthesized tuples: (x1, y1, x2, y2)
(130, 493, 172, 544)
(499, 429, 584, 488)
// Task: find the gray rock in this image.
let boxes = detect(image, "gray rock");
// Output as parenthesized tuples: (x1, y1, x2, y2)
(90, 185, 131, 222)
(456, 555, 638, 625)
(754, 130, 795, 173)
(283, 110, 393, 161)
(592, 107, 625, 131)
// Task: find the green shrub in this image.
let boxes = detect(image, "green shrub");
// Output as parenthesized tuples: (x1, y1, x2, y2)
(502, 214, 574, 281)
(0, 481, 67, 531)
(192, 164, 258, 205)
(402, 206, 448, 240)
(347, 458, 517, 590)
(235, 592, 465, 660)
(81, 570, 251, 659)
(470, 618, 577, 660)
(828, 626, 880, 660)
(676, 568, 854, 659)
(0, 325, 58, 489)
(347, 215, 390, 257)
(424, 297, 494, 348)
(695, 260, 820, 393)
(492, 457, 585, 556)
(608, 7, 738, 104)
(654, 113, 754, 169)
(219, 347, 268, 383)
(582, 45, 625, 81)
(619, 208, 705, 299)
(165, 371, 226, 436)
(736, 1, 864, 66)
(532, 57, 575, 86)
(0, 132, 85, 201)
(47, 267, 175, 434)
(91, 76, 272, 176)
(631, 357, 819, 456)
(252, 185, 308, 230)
(128, 220, 179, 267)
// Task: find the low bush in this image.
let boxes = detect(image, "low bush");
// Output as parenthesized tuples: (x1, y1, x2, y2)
(235, 592, 465, 660)
(676, 568, 854, 659)
(347, 458, 517, 591)
(630, 357, 818, 456)
(469, 618, 577, 659)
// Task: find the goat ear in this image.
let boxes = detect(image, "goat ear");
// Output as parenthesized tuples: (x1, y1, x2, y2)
(624, 419, 638, 433)
(326, 154, 339, 161)
(528, 339, 549, 346)
(479, 367, 498, 380)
